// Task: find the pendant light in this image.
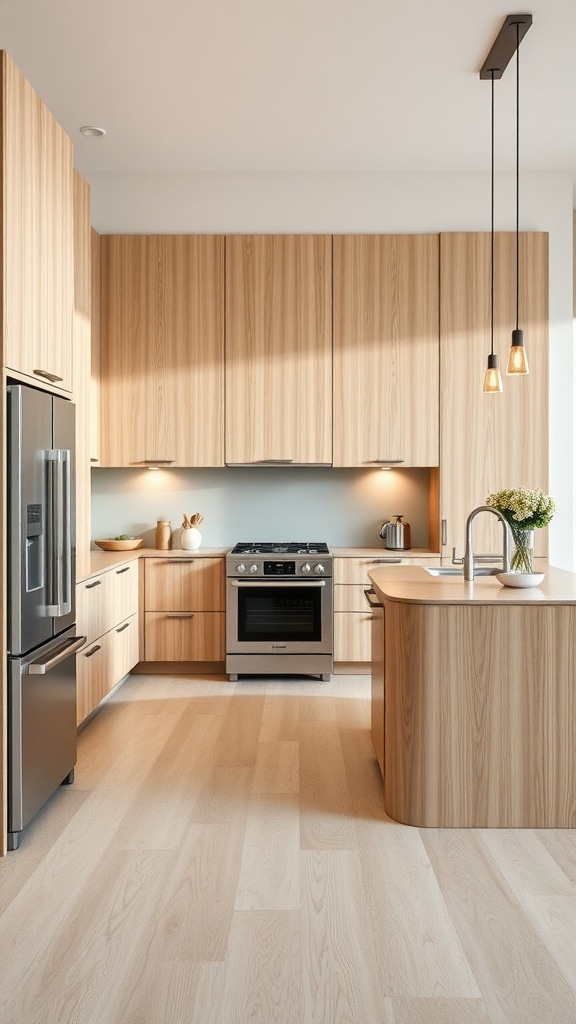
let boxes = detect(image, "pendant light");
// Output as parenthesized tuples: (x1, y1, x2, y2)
(483, 70, 503, 393)
(507, 20, 529, 375)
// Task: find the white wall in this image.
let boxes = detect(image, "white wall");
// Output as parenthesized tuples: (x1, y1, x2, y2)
(87, 171, 574, 568)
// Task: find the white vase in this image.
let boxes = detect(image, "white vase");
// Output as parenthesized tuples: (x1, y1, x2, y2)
(181, 527, 201, 550)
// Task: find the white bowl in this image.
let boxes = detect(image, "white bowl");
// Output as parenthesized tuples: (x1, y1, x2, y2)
(496, 572, 545, 589)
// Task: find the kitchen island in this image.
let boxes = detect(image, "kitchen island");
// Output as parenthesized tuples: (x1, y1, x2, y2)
(368, 565, 576, 828)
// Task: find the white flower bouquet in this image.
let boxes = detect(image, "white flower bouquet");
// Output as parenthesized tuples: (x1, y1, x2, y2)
(485, 487, 555, 572)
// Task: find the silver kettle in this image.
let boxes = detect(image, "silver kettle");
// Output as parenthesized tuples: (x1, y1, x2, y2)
(379, 515, 411, 551)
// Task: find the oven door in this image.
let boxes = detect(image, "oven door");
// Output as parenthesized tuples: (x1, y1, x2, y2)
(226, 579, 333, 655)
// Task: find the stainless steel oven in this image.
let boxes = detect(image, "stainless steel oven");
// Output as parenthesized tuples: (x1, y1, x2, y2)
(226, 543, 333, 680)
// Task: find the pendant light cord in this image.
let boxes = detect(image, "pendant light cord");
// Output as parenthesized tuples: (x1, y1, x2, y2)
(515, 21, 520, 331)
(490, 70, 495, 358)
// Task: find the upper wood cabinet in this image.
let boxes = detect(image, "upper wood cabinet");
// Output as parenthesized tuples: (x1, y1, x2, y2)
(333, 234, 440, 468)
(90, 229, 101, 465)
(100, 235, 224, 467)
(225, 235, 332, 465)
(2, 52, 74, 392)
(439, 232, 549, 560)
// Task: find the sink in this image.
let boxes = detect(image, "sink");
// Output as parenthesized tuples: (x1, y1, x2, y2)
(424, 567, 501, 577)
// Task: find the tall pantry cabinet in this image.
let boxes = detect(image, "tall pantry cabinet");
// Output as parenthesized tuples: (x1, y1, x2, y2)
(439, 232, 549, 561)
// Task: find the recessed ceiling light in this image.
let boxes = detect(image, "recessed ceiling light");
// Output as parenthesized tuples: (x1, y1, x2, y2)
(80, 125, 106, 138)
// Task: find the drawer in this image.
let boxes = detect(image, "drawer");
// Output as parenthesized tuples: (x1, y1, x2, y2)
(76, 571, 113, 645)
(335, 584, 373, 613)
(111, 613, 140, 681)
(334, 555, 441, 585)
(144, 611, 225, 661)
(334, 611, 372, 662)
(76, 630, 114, 725)
(108, 561, 139, 625)
(144, 558, 225, 611)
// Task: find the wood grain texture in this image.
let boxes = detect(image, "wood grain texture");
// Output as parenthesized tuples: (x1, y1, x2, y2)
(334, 555, 441, 584)
(333, 234, 440, 467)
(3, 54, 74, 392)
(2, 672, 576, 1022)
(225, 234, 332, 465)
(334, 610, 372, 661)
(144, 556, 224, 611)
(383, 601, 576, 827)
(144, 611, 225, 661)
(440, 231, 549, 559)
(100, 235, 224, 466)
(72, 171, 92, 579)
(90, 228, 101, 463)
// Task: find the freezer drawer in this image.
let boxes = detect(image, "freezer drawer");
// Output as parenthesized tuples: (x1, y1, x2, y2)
(8, 628, 86, 850)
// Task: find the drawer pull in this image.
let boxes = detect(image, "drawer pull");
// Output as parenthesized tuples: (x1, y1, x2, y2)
(371, 557, 402, 564)
(165, 612, 195, 619)
(116, 566, 131, 574)
(364, 587, 383, 609)
(165, 559, 197, 563)
(85, 579, 102, 589)
(85, 644, 101, 658)
(116, 622, 130, 633)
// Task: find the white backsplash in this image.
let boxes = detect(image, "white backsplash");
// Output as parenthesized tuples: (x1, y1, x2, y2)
(91, 466, 433, 549)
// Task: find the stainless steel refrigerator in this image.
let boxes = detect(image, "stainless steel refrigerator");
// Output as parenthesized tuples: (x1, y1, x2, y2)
(7, 383, 85, 851)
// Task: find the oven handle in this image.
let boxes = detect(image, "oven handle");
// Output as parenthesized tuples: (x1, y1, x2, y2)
(230, 579, 326, 588)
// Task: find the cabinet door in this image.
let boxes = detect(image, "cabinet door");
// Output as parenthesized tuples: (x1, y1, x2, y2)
(144, 612, 225, 661)
(73, 171, 92, 579)
(90, 229, 101, 464)
(225, 235, 332, 465)
(76, 573, 112, 646)
(100, 235, 224, 467)
(333, 235, 439, 467)
(440, 232, 549, 560)
(144, 557, 224, 612)
(108, 561, 140, 625)
(76, 632, 113, 725)
(3, 54, 73, 392)
(111, 614, 140, 681)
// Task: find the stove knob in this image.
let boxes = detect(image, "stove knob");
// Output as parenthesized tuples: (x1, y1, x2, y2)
(249, 563, 258, 573)
(301, 563, 311, 574)
(314, 563, 325, 574)
(236, 563, 246, 573)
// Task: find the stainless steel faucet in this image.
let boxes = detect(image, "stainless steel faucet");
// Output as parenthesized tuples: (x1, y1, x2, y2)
(458, 505, 511, 581)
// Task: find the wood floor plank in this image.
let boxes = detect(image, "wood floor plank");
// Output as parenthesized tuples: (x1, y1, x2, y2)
(252, 740, 299, 793)
(301, 849, 382, 1023)
(109, 961, 227, 1024)
(299, 720, 358, 850)
(211, 694, 265, 766)
(259, 695, 300, 741)
(235, 792, 301, 910)
(218, 910, 301, 1024)
(422, 830, 576, 1023)
(536, 829, 576, 883)
(389, 997, 491, 1023)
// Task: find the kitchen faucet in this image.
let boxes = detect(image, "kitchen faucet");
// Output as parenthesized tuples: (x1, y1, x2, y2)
(453, 505, 511, 581)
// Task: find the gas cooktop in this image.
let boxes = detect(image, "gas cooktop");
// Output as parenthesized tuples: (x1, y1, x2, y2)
(230, 542, 330, 556)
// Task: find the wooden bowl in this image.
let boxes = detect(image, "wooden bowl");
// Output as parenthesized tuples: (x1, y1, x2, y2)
(95, 538, 143, 551)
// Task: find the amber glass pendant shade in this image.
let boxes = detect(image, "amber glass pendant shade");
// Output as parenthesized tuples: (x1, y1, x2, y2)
(483, 353, 503, 393)
(507, 328, 529, 374)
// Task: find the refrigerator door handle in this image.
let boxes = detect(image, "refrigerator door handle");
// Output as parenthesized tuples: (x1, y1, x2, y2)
(28, 635, 87, 674)
(46, 449, 72, 617)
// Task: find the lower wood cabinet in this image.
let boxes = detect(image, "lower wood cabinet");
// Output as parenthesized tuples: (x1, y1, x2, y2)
(76, 558, 140, 725)
(143, 556, 225, 662)
(334, 554, 441, 662)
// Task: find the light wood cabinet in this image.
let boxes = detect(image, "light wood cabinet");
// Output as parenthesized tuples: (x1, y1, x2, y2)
(225, 235, 332, 465)
(100, 235, 224, 467)
(72, 171, 92, 579)
(439, 232, 549, 560)
(333, 235, 440, 467)
(76, 559, 140, 724)
(90, 229, 101, 464)
(2, 52, 74, 392)
(334, 555, 441, 662)
(143, 556, 225, 661)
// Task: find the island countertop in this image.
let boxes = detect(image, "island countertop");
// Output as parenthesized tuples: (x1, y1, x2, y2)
(368, 563, 576, 604)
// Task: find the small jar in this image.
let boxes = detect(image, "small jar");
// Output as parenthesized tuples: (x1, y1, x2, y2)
(155, 520, 172, 550)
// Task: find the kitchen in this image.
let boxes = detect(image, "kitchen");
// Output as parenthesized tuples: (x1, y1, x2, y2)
(1, 2, 576, 1022)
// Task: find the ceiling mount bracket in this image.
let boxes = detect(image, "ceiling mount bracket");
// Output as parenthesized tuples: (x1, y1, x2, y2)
(479, 13, 532, 80)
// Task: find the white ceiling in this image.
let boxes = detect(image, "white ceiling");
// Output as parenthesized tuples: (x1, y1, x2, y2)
(1, 0, 575, 184)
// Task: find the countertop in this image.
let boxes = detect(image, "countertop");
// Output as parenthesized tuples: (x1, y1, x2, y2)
(78, 547, 230, 582)
(368, 563, 576, 605)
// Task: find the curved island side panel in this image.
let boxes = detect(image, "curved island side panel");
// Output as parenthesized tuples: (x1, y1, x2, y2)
(369, 567, 576, 828)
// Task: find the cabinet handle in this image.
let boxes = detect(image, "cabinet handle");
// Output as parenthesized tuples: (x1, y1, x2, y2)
(90, 458, 99, 463)
(370, 557, 401, 564)
(364, 588, 383, 609)
(441, 519, 447, 546)
(367, 459, 404, 465)
(85, 579, 102, 589)
(85, 644, 101, 658)
(116, 622, 130, 633)
(116, 566, 131, 574)
(165, 558, 197, 563)
(131, 459, 175, 465)
(33, 368, 64, 383)
(165, 612, 195, 619)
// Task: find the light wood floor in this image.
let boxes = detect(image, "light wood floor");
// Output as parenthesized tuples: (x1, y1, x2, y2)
(1, 672, 576, 1024)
